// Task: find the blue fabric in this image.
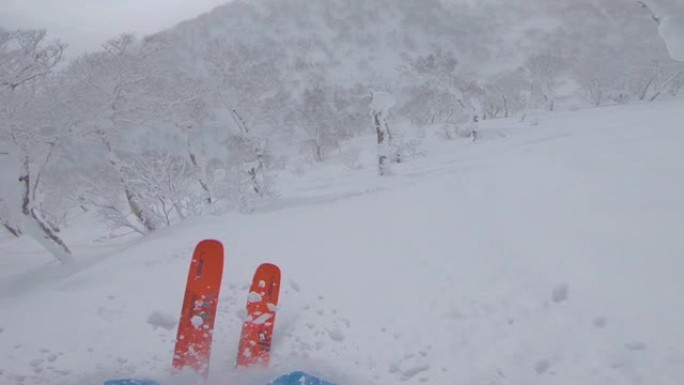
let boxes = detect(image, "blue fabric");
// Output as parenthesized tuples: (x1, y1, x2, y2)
(104, 380, 160, 385)
(104, 371, 334, 385)
(269, 371, 336, 385)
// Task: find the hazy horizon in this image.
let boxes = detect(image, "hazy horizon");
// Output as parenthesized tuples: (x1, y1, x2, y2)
(0, 0, 229, 57)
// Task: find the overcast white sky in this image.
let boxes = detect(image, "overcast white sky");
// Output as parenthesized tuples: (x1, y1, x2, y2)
(0, 0, 229, 58)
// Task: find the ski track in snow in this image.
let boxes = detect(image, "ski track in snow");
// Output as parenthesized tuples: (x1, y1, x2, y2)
(1, 100, 684, 385)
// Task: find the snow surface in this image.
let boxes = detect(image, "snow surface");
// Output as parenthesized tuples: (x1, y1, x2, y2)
(2, 100, 684, 385)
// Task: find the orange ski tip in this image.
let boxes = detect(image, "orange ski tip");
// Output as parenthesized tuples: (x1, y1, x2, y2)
(173, 239, 225, 377)
(256, 262, 280, 271)
(196, 239, 224, 251)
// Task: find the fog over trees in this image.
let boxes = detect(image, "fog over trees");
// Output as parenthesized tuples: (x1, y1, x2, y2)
(2, 0, 683, 261)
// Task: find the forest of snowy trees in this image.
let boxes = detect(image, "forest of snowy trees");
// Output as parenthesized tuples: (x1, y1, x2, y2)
(1, 0, 683, 261)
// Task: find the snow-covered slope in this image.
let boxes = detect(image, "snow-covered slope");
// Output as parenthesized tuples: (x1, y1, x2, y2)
(1, 100, 683, 385)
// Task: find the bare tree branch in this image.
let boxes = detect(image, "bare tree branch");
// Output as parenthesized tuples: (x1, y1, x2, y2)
(638, 1, 662, 24)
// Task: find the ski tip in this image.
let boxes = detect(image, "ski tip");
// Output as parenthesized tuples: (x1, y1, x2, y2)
(197, 239, 223, 249)
(256, 262, 281, 273)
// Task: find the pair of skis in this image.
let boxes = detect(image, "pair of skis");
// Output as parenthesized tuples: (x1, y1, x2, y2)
(105, 371, 334, 385)
(172, 239, 281, 376)
(105, 239, 335, 385)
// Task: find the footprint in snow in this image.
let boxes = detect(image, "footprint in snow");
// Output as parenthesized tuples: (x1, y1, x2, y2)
(327, 328, 345, 342)
(400, 364, 430, 381)
(535, 359, 551, 374)
(593, 316, 607, 328)
(551, 283, 569, 303)
(289, 280, 301, 292)
(625, 341, 647, 351)
(146, 311, 177, 331)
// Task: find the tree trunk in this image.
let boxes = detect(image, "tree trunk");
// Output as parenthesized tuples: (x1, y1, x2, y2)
(187, 143, 212, 204)
(638, 1, 661, 24)
(649, 71, 682, 102)
(18, 155, 72, 262)
(639, 74, 658, 101)
(374, 111, 390, 176)
(122, 186, 155, 232)
(231, 109, 249, 135)
(502, 95, 509, 118)
(100, 134, 156, 233)
(1, 217, 22, 237)
(248, 167, 260, 194)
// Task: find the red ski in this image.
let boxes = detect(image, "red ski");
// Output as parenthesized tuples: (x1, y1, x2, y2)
(172, 239, 224, 377)
(236, 262, 281, 368)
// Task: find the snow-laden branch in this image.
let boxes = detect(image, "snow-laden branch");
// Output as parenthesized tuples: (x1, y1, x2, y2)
(0, 29, 65, 90)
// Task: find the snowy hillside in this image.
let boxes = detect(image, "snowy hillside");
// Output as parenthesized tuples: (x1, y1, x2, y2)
(1, 99, 683, 385)
(4, 0, 684, 265)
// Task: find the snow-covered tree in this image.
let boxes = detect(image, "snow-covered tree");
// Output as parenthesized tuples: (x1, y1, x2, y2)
(369, 91, 396, 176)
(203, 39, 283, 207)
(0, 28, 72, 262)
(292, 85, 340, 162)
(62, 33, 212, 233)
(4, 0, 684, 252)
(523, 52, 567, 112)
(481, 70, 531, 119)
(407, 50, 465, 121)
(62, 34, 161, 232)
